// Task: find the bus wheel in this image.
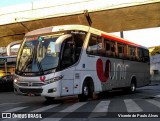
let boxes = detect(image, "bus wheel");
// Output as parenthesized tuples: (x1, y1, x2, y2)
(129, 81, 136, 93)
(78, 84, 89, 102)
(45, 97, 55, 102)
(78, 79, 94, 102)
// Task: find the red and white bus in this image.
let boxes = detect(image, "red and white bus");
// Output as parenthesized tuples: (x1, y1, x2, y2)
(14, 25, 150, 101)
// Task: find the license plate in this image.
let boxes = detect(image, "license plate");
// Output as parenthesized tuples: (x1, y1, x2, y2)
(28, 93, 35, 96)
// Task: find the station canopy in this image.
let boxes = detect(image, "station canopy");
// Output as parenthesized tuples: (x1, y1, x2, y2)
(0, 0, 160, 46)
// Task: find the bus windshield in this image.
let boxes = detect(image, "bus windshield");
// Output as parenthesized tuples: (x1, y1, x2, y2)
(16, 34, 60, 75)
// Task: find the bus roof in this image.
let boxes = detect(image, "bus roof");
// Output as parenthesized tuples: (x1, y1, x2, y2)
(25, 24, 147, 49)
(101, 33, 147, 49)
(25, 25, 90, 36)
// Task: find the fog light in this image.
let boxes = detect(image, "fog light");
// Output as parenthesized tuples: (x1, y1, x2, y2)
(48, 88, 57, 93)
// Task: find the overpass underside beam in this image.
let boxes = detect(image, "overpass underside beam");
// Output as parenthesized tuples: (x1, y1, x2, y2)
(0, 2, 160, 46)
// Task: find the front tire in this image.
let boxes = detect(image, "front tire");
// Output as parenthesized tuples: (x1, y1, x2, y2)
(78, 83, 89, 102)
(130, 81, 136, 93)
(123, 80, 136, 94)
(78, 80, 94, 102)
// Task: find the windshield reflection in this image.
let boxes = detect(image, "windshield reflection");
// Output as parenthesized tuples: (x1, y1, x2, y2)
(16, 35, 59, 73)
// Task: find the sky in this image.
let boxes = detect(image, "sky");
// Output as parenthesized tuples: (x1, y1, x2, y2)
(111, 27, 160, 48)
(0, 0, 159, 48)
(0, 0, 37, 7)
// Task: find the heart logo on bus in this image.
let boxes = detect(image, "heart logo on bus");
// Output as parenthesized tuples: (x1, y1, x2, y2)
(96, 58, 111, 82)
(40, 76, 46, 82)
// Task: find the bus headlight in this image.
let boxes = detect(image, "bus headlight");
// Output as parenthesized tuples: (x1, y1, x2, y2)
(54, 75, 63, 81)
(14, 78, 19, 83)
(45, 75, 63, 84)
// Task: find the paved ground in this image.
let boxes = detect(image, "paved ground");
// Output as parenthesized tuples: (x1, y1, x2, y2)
(0, 81, 160, 121)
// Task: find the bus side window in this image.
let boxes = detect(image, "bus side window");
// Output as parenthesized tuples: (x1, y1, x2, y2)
(97, 37, 103, 56)
(129, 46, 136, 60)
(117, 43, 123, 58)
(104, 38, 116, 57)
(123, 44, 127, 59)
(61, 37, 75, 68)
(87, 35, 97, 55)
(137, 48, 143, 62)
(110, 41, 116, 57)
(73, 33, 85, 62)
(132, 47, 136, 60)
(143, 49, 149, 63)
(104, 38, 110, 56)
(87, 34, 102, 56)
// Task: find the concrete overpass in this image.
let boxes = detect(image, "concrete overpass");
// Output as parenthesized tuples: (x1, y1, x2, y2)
(0, 0, 160, 46)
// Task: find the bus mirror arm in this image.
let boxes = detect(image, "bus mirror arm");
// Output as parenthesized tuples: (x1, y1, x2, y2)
(84, 10, 92, 26)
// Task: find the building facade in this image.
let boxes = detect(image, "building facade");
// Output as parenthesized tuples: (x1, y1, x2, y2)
(150, 54, 160, 81)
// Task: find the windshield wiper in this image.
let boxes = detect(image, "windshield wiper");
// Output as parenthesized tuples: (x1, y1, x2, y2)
(36, 58, 44, 75)
(20, 54, 33, 74)
(35, 45, 44, 75)
(19, 46, 35, 74)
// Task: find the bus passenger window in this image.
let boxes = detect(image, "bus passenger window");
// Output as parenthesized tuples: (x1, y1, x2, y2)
(143, 49, 149, 63)
(87, 34, 102, 56)
(118, 43, 123, 58)
(61, 38, 75, 68)
(123, 45, 127, 59)
(71, 30, 86, 63)
(110, 42, 116, 57)
(106, 43, 110, 51)
(106, 42, 110, 56)
(97, 37, 103, 55)
(104, 38, 116, 57)
(137, 48, 143, 61)
(111, 45, 115, 52)
(129, 46, 136, 60)
(87, 35, 97, 55)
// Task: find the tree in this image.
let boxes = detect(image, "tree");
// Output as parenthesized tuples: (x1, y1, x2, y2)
(151, 46, 160, 56)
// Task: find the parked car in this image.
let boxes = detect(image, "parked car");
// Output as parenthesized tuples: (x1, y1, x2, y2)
(0, 74, 14, 91)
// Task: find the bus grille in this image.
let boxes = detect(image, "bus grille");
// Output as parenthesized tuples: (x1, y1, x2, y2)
(18, 83, 28, 86)
(18, 82, 45, 87)
(32, 83, 45, 86)
(19, 88, 43, 94)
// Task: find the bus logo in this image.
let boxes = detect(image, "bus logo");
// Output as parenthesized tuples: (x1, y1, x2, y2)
(96, 58, 129, 82)
(29, 82, 32, 86)
(40, 76, 46, 82)
(96, 58, 110, 82)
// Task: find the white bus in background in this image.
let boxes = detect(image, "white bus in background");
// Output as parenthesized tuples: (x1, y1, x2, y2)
(0, 40, 21, 90)
(13, 25, 150, 101)
(0, 56, 16, 89)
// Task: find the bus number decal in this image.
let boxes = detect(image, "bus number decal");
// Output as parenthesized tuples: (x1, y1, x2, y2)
(96, 58, 111, 82)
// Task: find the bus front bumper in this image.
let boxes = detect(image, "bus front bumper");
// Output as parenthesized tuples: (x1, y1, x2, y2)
(14, 81, 61, 97)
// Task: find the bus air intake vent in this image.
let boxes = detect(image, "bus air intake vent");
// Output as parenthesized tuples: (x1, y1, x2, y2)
(19, 88, 43, 94)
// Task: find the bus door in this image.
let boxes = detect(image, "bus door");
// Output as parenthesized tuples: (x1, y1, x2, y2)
(60, 36, 76, 96)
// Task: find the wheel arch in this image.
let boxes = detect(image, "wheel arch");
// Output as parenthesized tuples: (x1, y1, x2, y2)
(80, 75, 95, 94)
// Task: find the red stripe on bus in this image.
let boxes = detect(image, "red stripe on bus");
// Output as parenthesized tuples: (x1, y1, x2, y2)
(101, 33, 140, 47)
